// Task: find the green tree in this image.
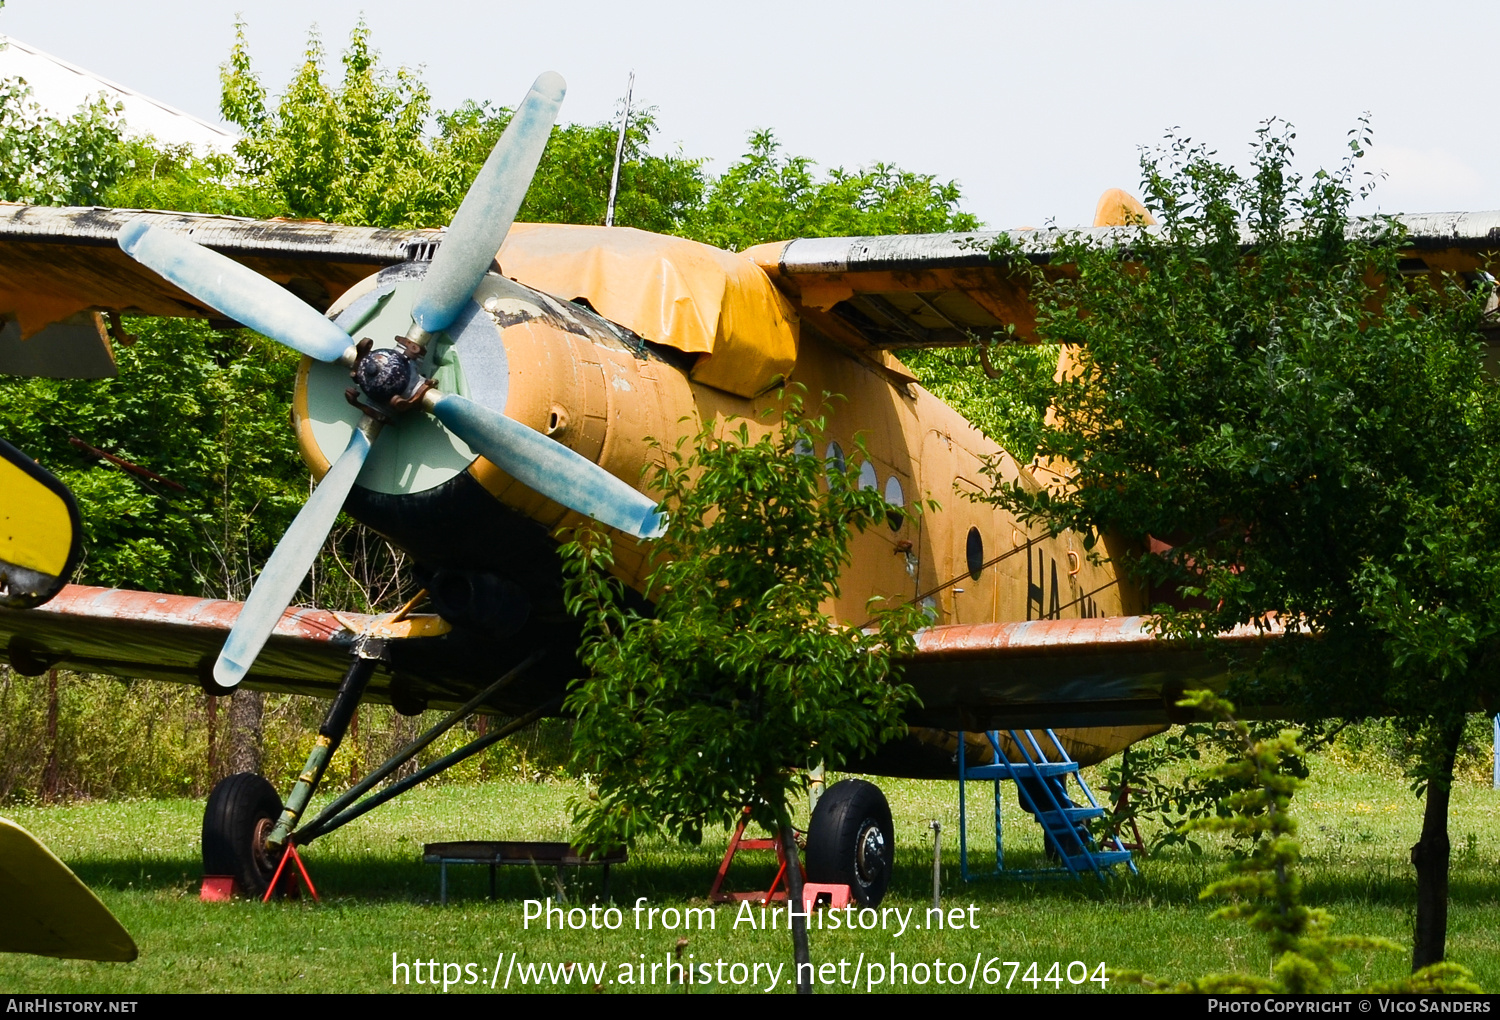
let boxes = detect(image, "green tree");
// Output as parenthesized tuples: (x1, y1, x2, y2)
(685, 129, 980, 250)
(101, 141, 282, 219)
(1120, 692, 1479, 994)
(0, 319, 304, 594)
(561, 394, 927, 990)
(218, 20, 705, 231)
(899, 340, 1058, 457)
(990, 120, 1500, 971)
(0, 79, 133, 205)
(220, 21, 444, 227)
(562, 394, 926, 850)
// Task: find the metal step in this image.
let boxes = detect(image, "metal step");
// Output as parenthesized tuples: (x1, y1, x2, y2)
(964, 762, 1079, 780)
(1034, 806, 1106, 825)
(1063, 850, 1134, 869)
(958, 728, 1137, 882)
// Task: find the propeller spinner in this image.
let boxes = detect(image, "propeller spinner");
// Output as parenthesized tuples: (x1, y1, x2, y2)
(118, 71, 666, 691)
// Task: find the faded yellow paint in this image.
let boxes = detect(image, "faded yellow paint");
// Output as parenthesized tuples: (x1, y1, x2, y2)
(497, 224, 799, 398)
(331, 611, 453, 640)
(0, 817, 136, 961)
(299, 240, 1144, 629)
(293, 355, 332, 482)
(0, 456, 72, 575)
(1092, 188, 1156, 228)
(295, 222, 1160, 761)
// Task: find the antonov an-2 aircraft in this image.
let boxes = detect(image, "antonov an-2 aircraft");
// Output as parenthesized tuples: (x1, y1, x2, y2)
(1, 71, 1494, 903)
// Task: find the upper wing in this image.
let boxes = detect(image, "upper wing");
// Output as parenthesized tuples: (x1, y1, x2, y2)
(0, 204, 439, 377)
(6, 202, 1491, 377)
(0, 204, 438, 330)
(743, 210, 1500, 355)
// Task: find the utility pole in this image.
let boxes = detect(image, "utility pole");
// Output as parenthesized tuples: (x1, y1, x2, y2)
(605, 71, 635, 228)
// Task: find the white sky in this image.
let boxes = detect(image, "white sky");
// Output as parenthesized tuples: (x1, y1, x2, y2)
(1, 0, 1494, 230)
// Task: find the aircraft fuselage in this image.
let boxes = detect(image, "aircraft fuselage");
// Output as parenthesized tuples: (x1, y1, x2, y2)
(291, 255, 1158, 772)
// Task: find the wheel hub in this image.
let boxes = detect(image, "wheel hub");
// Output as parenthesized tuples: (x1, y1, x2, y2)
(251, 815, 277, 877)
(856, 819, 886, 885)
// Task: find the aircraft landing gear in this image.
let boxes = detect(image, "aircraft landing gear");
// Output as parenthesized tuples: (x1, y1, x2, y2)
(197, 641, 554, 897)
(199, 639, 381, 897)
(804, 778, 894, 908)
(202, 772, 283, 897)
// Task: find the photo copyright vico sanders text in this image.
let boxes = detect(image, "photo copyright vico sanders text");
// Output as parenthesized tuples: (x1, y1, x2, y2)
(1209, 1002, 1490, 1013)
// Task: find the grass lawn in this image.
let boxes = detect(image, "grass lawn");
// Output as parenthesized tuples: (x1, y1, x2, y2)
(2, 758, 1497, 993)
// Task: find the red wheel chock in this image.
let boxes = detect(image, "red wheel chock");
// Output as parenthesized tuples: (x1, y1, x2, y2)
(200, 876, 236, 901)
(800, 882, 852, 912)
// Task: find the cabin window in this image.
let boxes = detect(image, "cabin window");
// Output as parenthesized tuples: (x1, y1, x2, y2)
(884, 476, 905, 531)
(966, 526, 984, 579)
(825, 442, 845, 486)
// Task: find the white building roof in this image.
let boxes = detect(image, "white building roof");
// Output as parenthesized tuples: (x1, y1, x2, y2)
(0, 35, 238, 152)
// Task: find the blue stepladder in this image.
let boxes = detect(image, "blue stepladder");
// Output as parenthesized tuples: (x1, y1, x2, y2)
(957, 729, 1137, 881)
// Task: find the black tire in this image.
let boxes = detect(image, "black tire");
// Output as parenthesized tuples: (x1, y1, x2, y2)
(805, 779, 894, 908)
(203, 773, 283, 897)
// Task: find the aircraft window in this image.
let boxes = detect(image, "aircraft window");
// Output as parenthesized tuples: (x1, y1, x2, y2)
(825, 442, 845, 486)
(967, 526, 984, 579)
(884, 475, 905, 531)
(858, 461, 878, 491)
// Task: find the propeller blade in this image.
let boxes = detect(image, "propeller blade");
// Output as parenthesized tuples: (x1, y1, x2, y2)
(118, 220, 356, 364)
(411, 72, 566, 336)
(212, 419, 381, 689)
(426, 391, 665, 540)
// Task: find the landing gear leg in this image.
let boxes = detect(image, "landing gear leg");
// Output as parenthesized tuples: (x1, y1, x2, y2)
(266, 639, 384, 850)
(201, 638, 381, 895)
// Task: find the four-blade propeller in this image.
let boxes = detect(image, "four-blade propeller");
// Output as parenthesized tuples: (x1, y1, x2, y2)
(118, 71, 667, 691)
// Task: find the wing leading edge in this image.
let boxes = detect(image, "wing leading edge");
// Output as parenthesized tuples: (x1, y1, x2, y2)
(0, 205, 438, 339)
(744, 210, 1500, 357)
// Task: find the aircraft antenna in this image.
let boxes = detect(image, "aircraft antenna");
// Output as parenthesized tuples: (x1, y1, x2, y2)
(605, 70, 635, 228)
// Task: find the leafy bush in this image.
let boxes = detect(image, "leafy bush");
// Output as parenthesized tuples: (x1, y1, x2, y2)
(1118, 692, 1480, 994)
(0, 665, 575, 805)
(562, 392, 928, 848)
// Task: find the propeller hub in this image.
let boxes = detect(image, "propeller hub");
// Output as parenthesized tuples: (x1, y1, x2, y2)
(355, 346, 419, 405)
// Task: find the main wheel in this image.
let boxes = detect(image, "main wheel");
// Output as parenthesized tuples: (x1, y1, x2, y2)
(203, 772, 283, 897)
(805, 779, 894, 908)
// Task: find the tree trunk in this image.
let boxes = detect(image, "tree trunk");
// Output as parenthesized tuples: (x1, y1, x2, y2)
(392, 712, 419, 780)
(1411, 717, 1463, 971)
(225, 689, 264, 776)
(778, 825, 812, 995)
(42, 670, 59, 802)
(204, 693, 219, 785)
(347, 707, 361, 784)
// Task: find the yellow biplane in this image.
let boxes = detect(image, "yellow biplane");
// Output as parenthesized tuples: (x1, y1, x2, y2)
(1, 72, 1492, 902)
